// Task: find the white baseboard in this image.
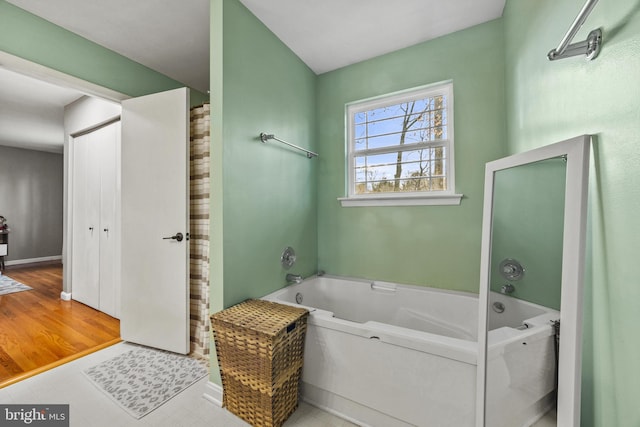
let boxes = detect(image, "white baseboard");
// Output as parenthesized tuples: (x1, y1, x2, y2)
(203, 381, 223, 407)
(6, 255, 62, 266)
(60, 291, 72, 301)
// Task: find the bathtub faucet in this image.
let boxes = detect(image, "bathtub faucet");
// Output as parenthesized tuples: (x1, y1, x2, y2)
(286, 273, 303, 284)
(501, 283, 515, 294)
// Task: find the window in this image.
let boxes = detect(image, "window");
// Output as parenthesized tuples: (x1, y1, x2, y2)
(340, 81, 462, 207)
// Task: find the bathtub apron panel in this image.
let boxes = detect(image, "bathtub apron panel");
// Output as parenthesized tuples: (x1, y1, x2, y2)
(302, 324, 477, 427)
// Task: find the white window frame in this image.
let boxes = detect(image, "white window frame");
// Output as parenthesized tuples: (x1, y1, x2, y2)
(339, 80, 463, 207)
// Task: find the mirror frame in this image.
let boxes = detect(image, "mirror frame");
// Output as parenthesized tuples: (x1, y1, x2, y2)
(476, 135, 590, 427)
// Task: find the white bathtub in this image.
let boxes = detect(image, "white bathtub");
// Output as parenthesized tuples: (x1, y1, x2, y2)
(263, 276, 559, 427)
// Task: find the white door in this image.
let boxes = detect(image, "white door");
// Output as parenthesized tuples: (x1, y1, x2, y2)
(71, 121, 120, 316)
(120, 87, 190, 354)
(97, 122, 120, 318)
(71, 132, 101, 309)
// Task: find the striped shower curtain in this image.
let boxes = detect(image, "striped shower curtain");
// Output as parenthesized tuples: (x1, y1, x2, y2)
(189, 103, 210, 360)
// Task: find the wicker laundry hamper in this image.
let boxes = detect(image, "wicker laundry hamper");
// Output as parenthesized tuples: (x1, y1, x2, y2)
(211, 299, 309, 427)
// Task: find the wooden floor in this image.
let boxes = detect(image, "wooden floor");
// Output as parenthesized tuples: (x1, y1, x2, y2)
(0, 263, 120, 387)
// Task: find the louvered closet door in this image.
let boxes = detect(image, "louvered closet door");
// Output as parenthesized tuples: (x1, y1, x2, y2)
(72, 132, 101, 309)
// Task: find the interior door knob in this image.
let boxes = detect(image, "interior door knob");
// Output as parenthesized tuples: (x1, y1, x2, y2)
(163, 232, 184, 242)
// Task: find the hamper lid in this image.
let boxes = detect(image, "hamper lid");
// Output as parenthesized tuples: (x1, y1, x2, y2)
(211, 299, 308, 337)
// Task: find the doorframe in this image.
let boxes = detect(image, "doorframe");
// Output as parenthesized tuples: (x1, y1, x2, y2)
(0, 51, 129, 299)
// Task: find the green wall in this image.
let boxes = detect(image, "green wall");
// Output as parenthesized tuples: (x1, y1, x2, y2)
(0, 1, 206, 101)
(209, 0, 317, 384)
(210, 0, 317, 308)
(503, 0, 640, 425)
(490, 158, 566, 310)
(315, 20, 507, 292)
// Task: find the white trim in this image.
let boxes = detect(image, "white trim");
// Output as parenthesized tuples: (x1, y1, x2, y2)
(65, 98, 123, 300)
(346, 79, 454, 115)
(60, 291, 72, 301)
(203, 381, 223, 407)
(345, 80, 456, 204)
(475, 135, 590, 427)
(5, 255, 62, 266)
(339, 193, 462, 207)
(0, 51, 129, 103)
(353, 139, 452, 157)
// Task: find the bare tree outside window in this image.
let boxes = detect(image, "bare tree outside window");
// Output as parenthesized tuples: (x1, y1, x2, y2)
(350, 86, 450, 196)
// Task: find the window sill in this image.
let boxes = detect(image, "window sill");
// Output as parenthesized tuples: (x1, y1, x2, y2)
(338, 193, 463, 207)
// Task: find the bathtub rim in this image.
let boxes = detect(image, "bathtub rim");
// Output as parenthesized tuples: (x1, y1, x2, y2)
(263, 274, 558, 366)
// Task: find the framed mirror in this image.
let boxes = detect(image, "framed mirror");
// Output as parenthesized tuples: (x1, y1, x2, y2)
(476, 135, 590, 427)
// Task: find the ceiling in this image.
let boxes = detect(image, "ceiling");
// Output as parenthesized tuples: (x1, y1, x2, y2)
(240, 0, 506, 75)
(1, 0, 505, 152)
(6, 0, 210, 94)
(0, 67, 84, 153)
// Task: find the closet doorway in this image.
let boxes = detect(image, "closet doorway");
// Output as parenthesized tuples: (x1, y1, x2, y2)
(71, 120, 121, 318)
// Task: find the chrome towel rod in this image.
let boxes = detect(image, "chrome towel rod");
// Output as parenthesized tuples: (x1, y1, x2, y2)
(260, 132, 318, 158)
(548, 0, 602, 61)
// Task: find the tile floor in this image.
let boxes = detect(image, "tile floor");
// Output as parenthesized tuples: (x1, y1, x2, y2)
(0, 341, 558, 427)
(0, 342, 355, 427)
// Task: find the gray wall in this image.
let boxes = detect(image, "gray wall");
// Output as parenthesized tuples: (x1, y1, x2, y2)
(0, 145, 63, 262)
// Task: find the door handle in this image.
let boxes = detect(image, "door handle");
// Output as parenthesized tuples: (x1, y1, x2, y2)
(163, 232, 184, 242)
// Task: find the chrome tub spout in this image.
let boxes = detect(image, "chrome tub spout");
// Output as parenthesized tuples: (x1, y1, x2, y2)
(286, 273, 303, 284)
